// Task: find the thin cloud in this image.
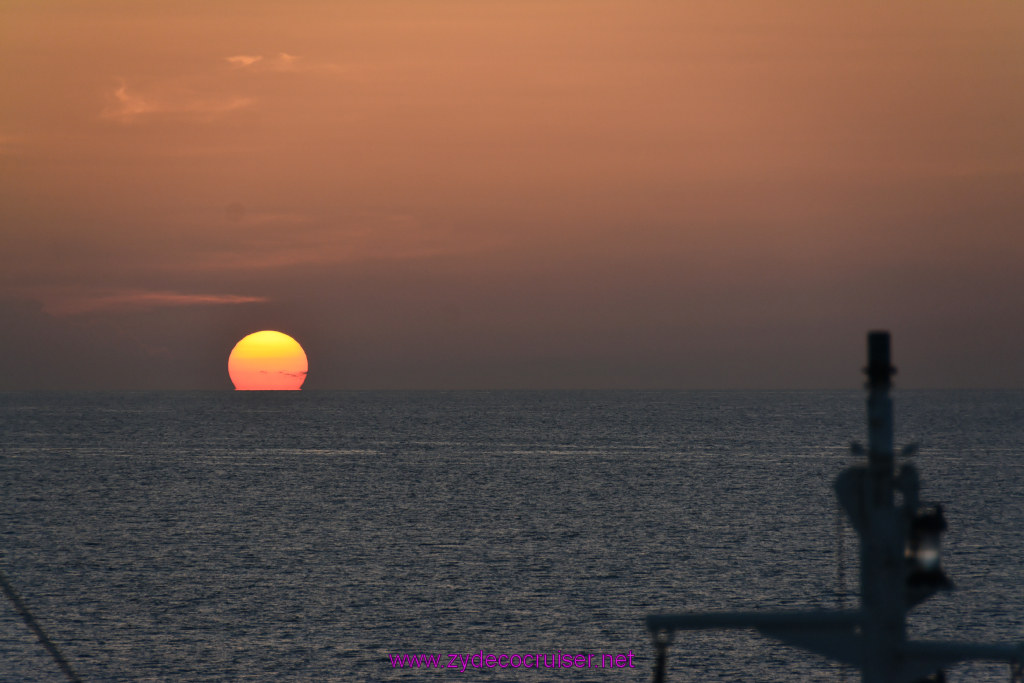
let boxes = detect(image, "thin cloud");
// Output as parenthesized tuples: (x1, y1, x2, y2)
(105, 83, 156, 119)
(36, 289, 269, 316)
(102, 54, 354, 123)
(226, 55, 263, 67)
(276, 52, 300, 69)
(273, 52, 351, 74)
(102, 80, 255, 123)
(225, 52, 350, 75)
(181, 213, 506, 272)
(220, 206, 316, 225)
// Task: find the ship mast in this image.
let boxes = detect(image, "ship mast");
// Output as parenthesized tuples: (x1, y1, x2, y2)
(646, 331, 1024, 682)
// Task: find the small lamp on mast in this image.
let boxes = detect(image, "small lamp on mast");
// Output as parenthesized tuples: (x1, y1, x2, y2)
(906, 504, 953, 600)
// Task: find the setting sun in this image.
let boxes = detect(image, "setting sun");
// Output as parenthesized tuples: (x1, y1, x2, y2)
(228, 330, 308, 390)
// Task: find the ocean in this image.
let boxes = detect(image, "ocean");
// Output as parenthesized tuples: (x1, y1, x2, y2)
(2, 390, 1023, 681)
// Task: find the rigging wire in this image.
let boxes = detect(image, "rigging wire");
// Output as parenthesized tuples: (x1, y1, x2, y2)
(836, 498, 846, 610)
(0, 565, 82, 683)
(836, 497, 848, 683)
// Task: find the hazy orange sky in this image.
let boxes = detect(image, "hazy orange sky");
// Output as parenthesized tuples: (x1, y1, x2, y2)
(2, 1, 1022, 389)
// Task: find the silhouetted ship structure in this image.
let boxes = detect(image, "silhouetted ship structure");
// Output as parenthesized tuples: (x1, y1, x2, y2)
(647, 331, 1024, 682)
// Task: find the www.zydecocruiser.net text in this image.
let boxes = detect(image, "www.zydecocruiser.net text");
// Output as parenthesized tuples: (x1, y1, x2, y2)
(389, 650, 638, 672)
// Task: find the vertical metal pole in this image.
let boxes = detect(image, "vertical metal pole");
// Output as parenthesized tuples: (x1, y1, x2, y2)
(861, 331, 905, 682)
(652, 631, 671, 683)
(866, 332, 895, 505)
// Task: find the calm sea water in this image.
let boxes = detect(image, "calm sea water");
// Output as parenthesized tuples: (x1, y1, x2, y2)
(2, 391, 1023, 682)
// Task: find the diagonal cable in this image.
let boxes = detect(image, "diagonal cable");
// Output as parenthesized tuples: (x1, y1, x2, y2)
(0, 566, 83, 682)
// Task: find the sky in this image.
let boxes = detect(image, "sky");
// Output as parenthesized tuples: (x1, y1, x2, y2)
(1, 0, 1022, 390)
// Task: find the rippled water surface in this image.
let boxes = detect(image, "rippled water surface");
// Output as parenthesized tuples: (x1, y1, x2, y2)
(2, 391, 1023, 681)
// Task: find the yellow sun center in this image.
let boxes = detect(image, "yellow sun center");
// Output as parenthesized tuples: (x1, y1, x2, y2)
(227, 330, 308, 390)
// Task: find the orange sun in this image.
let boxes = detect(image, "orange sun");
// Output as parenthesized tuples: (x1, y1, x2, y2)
(228, 330, 308, 390)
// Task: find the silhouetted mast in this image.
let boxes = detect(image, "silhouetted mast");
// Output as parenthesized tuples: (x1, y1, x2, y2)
(646, 331, 1024, 682)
